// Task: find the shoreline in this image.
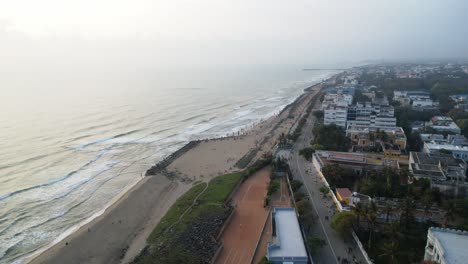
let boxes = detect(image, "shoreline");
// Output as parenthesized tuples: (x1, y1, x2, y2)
(25, 73, 337, 264)
(22, 173, 146, 263)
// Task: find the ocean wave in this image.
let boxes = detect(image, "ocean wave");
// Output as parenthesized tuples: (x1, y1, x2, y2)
(0, 149, 66, 172)
(0, 152, 106, 202)
(0, 161, 118, 241)
(77, 129, 141, 148)
(178, 113, 206, 123)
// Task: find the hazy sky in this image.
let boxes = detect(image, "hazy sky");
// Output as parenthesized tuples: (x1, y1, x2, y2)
(1, 0, 468, 69)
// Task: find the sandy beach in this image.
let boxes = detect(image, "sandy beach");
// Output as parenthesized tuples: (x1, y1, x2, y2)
(28, 81, 324, 264)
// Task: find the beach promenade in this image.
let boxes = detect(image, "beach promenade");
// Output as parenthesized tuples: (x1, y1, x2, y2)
(215, 168, 270, 264)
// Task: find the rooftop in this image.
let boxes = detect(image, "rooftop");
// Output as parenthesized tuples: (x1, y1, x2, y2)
(425, 142, 468, 151)
(336, 188, 352, 198)
(411, 152, 465, 167)
(268, 208, 308, 260)
(430, 227, 468, 264)
(317, 151, 399, 167)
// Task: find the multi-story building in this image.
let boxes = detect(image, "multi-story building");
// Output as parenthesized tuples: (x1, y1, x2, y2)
(424, 227, 468, 264)
(321, 92, 353, 110)
(409, 152, 468, 197)
(346, 102, 397, 128)
(427, 116, 461, 134)
(423, 134, 468, 161)
(324, 105, 348, 128)
(346, 126, 407, 149)
(313, 150, 400, 176)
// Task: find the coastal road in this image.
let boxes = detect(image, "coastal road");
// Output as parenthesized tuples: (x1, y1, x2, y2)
(289, 104, 366, 264)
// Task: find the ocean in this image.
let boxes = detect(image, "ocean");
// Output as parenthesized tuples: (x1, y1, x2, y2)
(0, 65, 336, 263)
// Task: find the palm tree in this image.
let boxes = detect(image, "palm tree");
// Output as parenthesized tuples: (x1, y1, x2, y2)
(444, 201, 456, 227)
(384, 222, 402, 245)
(384, 203, 392, 223)
(366, 201, 378, 249)
(352, 203, 365, 232)
(422, 193, 433, 221)
(379, 241, 399, 264)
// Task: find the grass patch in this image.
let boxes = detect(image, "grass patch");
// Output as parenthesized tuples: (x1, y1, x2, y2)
(133, 172, 243, 264)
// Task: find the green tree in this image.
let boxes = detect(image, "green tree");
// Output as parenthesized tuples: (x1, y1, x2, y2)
(294, 192, 306, 202)
(267, 180, 280, 195)
(444, 200, 456, 227)
(257, 256, 272, 264)
(312, 124, 350, 151)
(313, 110, 324, 119)
(299, 148, 314, 160)
(300, 211, 316, 233)
(331, 211, 356, 238)
(319, 186, 330, 197)
(290, 180, 303, 192)
(311, 144, 324, 151)
(307, 235, 326, 254)
(365, 202, 378, 249)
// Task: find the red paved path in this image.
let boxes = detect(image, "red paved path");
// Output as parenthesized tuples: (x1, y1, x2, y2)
(216, 169, 270, 264)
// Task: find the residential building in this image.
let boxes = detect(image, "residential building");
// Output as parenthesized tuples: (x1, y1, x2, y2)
(346, 126, 407, 150)
(412, 121, 426, 132)
(267, 208, 308, 264)
(412, 97, 435, 108)
(423, 140, 468, 161)
(409, 152, 468, 197)
(420, 133, 446, 143)
(336, 188, 352, 205)
(450, 94, 468, 103)
(409, 152, 466, 182)
(346, 102, 396, 129)
(324, 105, 348, 128)
(321, 92, 353, 110)
(424, 227, 468, 264)
(313, 150, 400, 176)
(427, 116, 461, 134)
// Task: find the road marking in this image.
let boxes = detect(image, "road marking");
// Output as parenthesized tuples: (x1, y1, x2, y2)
(223, 248, 234, 264)
(240, 184, 252, 204)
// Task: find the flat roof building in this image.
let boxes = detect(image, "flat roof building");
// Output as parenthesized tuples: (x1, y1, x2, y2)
(267, 208, 308, 264)
(313, 150, 400, 176)
(409, 152, 468, 197)
(424, 227, 468, 264)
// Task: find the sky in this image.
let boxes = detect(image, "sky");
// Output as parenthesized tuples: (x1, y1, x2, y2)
(0, 0, 468, 69)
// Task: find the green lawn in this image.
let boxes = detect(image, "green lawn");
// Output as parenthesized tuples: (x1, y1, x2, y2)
(133, 172, 244, 264)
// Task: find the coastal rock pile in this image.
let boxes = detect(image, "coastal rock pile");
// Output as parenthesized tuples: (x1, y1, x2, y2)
(148, 211, 228, 264)
(145, 140, 200, 176)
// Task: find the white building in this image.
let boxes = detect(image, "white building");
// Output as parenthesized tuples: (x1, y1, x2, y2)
(427, 116, 461, 134)
(424, 227, 468, 264)
(424, 141, 468, 161)
(267, 208, 308, 264)
(321, 92, 353, 110)
(412, 97, 434, 107)
(324, 105, 348, 128)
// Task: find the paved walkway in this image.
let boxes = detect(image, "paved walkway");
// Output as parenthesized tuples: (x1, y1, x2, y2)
(216, 169, 270, 264)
